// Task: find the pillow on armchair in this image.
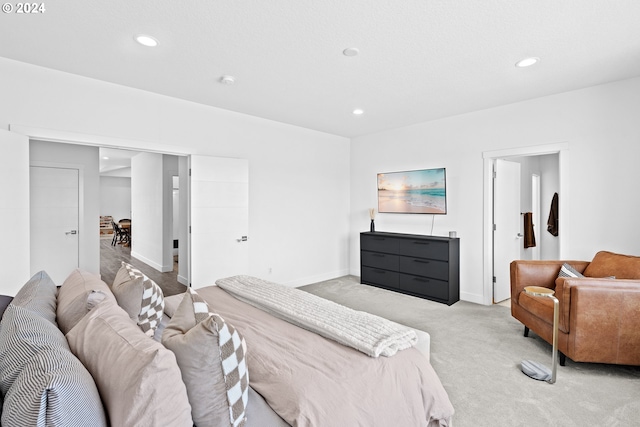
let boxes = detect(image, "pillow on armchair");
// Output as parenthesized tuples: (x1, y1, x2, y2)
(557, 263, 584, 279)
(583, 251, 640, 279)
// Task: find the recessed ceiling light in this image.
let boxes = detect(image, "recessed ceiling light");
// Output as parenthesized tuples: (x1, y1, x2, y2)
(135, 34, 158, 47)
(219, 75, 236, 85)
(343, 47, 360, 57)
(102, 157, 109, 160)
(515, 57, 539, 68)
(352, 108, 364, 115)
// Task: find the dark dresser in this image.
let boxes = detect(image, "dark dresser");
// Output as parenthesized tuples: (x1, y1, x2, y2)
(360, 231, 460, 305)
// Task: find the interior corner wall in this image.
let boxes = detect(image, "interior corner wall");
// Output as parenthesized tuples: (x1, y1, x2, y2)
(29, 140, 100, 276)
(0, 57, 350, 287)
(350, 76, 640, 303)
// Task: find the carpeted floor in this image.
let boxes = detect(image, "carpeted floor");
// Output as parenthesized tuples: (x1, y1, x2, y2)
(299, 276, 640, 427)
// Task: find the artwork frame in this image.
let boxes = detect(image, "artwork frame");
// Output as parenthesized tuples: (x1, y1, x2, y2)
(377, 168, 447, 214)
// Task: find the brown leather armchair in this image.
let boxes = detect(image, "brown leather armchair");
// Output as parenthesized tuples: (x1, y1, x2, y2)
(510, 251, 640, 366)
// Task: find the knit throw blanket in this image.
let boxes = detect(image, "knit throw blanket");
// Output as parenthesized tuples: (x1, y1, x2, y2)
(215, 275, 417, 357)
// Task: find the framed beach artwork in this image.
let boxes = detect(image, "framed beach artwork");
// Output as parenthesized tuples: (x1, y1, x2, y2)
(377, 168, 447, 214)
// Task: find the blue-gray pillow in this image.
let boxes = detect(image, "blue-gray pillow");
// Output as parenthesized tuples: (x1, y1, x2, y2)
(10, 270, 57, 324)
(0, 273, 108, 427)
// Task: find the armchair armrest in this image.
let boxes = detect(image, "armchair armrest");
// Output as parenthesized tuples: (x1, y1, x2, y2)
(510, 260, 590, 302)
(554, 278, 640, 363)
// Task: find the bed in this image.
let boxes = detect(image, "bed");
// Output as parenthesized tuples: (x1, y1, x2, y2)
(162, 275, 454, 427)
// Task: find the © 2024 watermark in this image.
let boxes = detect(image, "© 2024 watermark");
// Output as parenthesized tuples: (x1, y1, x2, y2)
(2, 2, 46, 13)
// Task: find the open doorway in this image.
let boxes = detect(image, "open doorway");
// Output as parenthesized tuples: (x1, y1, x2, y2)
(482, 142, 568, 306)
(98, 147, 189, 296)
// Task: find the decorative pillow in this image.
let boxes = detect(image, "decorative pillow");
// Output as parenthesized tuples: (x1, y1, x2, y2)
(112, 262, 165, 336)
(583, 251, 640, 279)
(0, 305, 107, 427)
(557, 263, 584, 279)
(66, 298, 192, 427)
(162, 288, 249, 427)
(1, 271, 64, 391)
(56, 269, 115, 335)
(10, 270, 57, 324)
(1, 307, 107, 427)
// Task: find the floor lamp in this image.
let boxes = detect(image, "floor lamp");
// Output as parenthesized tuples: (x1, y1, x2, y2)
(521, 286, 559, 384)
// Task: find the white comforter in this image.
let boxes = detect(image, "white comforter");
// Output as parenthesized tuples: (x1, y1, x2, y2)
(215, 275, 417, 357)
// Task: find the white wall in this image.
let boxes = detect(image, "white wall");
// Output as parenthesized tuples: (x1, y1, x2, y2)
(0, 129, 29, 295)
(351, 76, 640, 303)
(0, 57, 351, 287)
(99, 176, 131, 222)
(130, 152, 176, 272)
(29, 140, 100, 276)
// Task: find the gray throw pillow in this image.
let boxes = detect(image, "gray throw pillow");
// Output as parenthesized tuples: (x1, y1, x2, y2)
(10, 270, 57, 324)
(0, 305, 107, 427)
(557, 263, 584, 278)
(162, 288, 249, 427)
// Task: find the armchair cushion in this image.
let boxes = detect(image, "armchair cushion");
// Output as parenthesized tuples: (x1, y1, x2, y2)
(583, 251, 640, 279)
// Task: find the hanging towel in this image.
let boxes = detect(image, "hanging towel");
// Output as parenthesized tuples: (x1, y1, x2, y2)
(547, 192, 559, 236)
(523, 212, 536, 248)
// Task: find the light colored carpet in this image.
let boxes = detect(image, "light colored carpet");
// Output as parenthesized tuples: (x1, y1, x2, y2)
(299, 276, 640, 427)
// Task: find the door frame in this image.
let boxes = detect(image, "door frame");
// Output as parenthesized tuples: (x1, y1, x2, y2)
(29, 161, 85, 276)
(482, 142, 569, 306)
(10, 124, 192, 281)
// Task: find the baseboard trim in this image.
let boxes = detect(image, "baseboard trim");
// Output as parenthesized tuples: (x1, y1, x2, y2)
(460, 291, 485, 305)
(287, 269, 350, 288)
(130, 251, 173, 273)
(177, 274, 189, 286)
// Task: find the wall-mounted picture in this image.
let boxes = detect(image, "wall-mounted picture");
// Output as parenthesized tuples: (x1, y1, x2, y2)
(377, 168, 447, 214)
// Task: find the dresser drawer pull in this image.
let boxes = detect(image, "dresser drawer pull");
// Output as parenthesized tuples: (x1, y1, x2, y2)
(412, 241, 430, 245)
(413, 277, 430, 283)
(413, 259, 430, 264)
(373, 269, 387, 274)
(373, 238, 386, 241)
(372, 253, 386, 257)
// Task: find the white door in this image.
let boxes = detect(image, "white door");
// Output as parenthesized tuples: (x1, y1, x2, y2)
(30, 166, 80, 284)
(493, 159, 521, 303)
(190, 156, 249, 287)
(0, 129, 30, 295)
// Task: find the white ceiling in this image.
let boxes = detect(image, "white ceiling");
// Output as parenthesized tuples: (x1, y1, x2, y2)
(99, 147, 138, 176)
(2, 0, 640, 138)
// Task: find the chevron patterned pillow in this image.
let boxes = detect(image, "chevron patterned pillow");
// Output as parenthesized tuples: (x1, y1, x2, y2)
(163, 288, 249, 427)
(112, 262, 165, 336)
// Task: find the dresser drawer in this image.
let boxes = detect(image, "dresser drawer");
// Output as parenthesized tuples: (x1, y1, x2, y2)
(399, 257, 448, 281)
(361, 234, 399, 254)
(399, 274, 449, 301)
(399, 239, 449, 261)
(362, 266, 399, 289)
(361, 251, 399, 271)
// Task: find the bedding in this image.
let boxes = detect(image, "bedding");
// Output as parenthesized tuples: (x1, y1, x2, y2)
(216, 275, 417, 357)
(166, 284, 454, 427)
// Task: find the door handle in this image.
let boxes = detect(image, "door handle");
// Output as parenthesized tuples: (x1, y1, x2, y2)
(517, 233, 523, 238)
(236, 236, 248, 242)
(65, 230, 77, 235)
